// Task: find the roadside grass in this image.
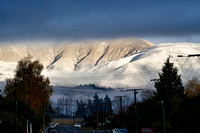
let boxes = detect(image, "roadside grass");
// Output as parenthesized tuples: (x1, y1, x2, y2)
(52, 118, 82, 125)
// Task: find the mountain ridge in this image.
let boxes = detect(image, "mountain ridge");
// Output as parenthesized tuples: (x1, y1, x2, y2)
(0, 40, 200, 91)
(0, 38, 153, 71)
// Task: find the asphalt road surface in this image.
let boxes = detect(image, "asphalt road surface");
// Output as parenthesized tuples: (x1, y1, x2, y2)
(56, 125, 92, 133)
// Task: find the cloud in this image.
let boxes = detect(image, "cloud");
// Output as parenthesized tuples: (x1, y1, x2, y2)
(0, 0, 200, 42)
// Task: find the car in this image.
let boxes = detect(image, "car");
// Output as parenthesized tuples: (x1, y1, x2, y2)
(49, 123, 56, 128)
(74, 123, 81, 127)
(113, 128, 119, 133)
(55, 123, 59, 127)
(116, 129, 129, 133)
(141, 128, 153, 133)
(48, 127, 57, 133)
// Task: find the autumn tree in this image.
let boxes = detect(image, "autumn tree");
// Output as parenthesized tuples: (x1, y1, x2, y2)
(4, 57, 53, 114)
(185, 77, 200, 98)
(178, 77, 200, 132)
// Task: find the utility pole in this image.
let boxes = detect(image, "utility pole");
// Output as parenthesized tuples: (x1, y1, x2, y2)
(15, 79, 17, 133)
(104, 102, 107, 133)
(161, 100, 165, 133)
(97, 110, 99, 128)
(43, 100, 45, 133)
(134, 90, 138, 133)
(110, 100, 112, 116)
(30, 123, 32, 133)
(101, 103, 103, 129)
(27, 120, 28, 133)
(127, 89, 140, 133)
(109, 100, 113, 131)
(114, 96, 126, 128)
(150, 79, 165, 133)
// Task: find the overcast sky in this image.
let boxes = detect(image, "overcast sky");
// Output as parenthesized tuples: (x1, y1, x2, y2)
(1, 0, 200, 44)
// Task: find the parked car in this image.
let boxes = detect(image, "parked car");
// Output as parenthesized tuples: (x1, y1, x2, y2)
(49, 123, 56, 128)
(74, 123, 81, 127)
(48, 127, 57, 133)
(141, 128, 153, 133)
(55, 123, 59, 127)
(113, 128, 119, 133)
(116, 129, 129, 133)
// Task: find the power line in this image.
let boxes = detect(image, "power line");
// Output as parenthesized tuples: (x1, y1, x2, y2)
(181, 58, 192, 80)
(183, 59, 194, 81)
(186, 58, 197, 81)
(179, 57, 189, 69)
(178, 54, 200, 82)
(53, 85, 149, 95)
(48, 71, 158, 79)
(193, 60, 200, 78)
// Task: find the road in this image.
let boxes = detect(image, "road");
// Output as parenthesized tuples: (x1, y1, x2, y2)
(56, 125, 92, 133)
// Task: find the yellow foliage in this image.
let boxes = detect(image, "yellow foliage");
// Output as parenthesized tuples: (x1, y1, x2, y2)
(185, 77, 200, 98)
(4, 57, 53, 114)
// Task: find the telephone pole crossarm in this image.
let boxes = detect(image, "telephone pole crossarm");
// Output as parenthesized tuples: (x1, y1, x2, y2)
(188, 54, 200, 57)
(150, 79, 159, 82)
(177, 54, 200, 57)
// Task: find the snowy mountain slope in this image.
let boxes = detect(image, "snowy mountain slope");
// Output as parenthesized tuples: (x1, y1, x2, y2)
(0, 41, 200, 93)
(0, 38, 152, 89)
(48, 42, 200, 102)
(44, 43, 200, 89)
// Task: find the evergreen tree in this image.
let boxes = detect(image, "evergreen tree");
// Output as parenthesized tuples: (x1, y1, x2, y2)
(104, 94, 111, 112)
(87, 99, 93, 116)
(76, 101, 86, 118)
(154, 57, 184, 132)
(155, 57, 184, 102)
(93, 93, 102, 112)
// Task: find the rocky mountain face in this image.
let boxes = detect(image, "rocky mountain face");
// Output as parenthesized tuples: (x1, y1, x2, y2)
(2, 39, 199, 91)
(0, 39, 153, 72)
(1, 40, 200, 101)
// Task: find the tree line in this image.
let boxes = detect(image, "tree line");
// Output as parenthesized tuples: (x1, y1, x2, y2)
(1, 56, 200, 133)
(111, 57, 200, 133)
(72, 57, 200, 133)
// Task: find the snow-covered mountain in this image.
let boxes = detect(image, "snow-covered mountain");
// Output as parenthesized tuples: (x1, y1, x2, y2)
(46, 42, 200, 89)
(0, 39, 200, 94)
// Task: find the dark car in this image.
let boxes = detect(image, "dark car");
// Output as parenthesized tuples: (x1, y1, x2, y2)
(48, 127, 57, 133)
(141, 128, 153, 133)
(117, 129, 129, 133)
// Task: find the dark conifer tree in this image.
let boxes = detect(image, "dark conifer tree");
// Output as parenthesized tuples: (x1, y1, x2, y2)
(154, 56, 184, 132)
(76, 101, 86, 118)
(93, 93, 102, 112)
(155, 56, 184, 102)
(104, 94, 111, 112)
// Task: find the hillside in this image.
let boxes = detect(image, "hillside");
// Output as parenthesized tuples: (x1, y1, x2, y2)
(0, 38, 153, 88)
(45, 42, 200, 89)
(0, 40, 200, 94)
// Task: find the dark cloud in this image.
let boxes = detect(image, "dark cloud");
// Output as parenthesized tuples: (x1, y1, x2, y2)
(0, 0, 200, 43)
